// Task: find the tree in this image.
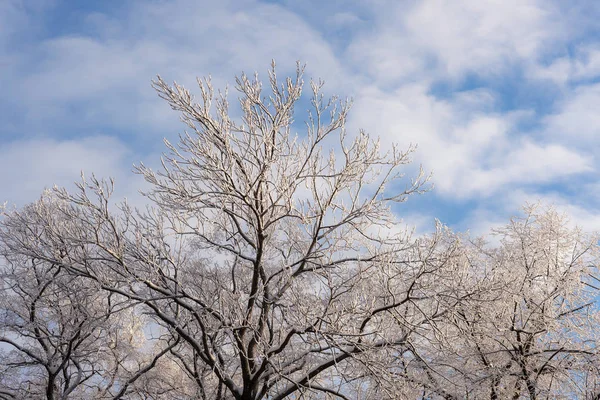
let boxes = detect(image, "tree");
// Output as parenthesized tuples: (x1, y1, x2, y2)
(0, 62, 470, 399)
(409, 205, 600, 399)
(0, 196, 186, 399)
(1, 62, 599, 399)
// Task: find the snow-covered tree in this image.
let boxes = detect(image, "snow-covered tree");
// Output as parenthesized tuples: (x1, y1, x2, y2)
(1, 64, 599, 399)
(412, 205, 600, 399)
(0, 196, 187, 399)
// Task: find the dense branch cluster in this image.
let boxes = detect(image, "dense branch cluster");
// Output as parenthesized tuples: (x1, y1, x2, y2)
(0, 63, 599, 399)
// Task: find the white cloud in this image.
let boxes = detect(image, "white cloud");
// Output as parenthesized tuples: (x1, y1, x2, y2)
(0, 136, 141, 206)
(5, 0, 345, 140)
(328, 11, 363, 28)
(348, 0, 560, 84)
(349, 82, 590, 200)
(406, 0, 554, 75)
(532, 44, 600, 85)
(3, 0, 600, 239)
(506, 189, 600, 233)
(451, 187, 600, 242)
(454, 141, 592, 197)
(0, 0, 354, 212)
(0, 0, 50, 46)
(543, 83, 600, 145)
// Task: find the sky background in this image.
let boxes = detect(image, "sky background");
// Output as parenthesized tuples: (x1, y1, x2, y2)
(2, 0, 600, 236)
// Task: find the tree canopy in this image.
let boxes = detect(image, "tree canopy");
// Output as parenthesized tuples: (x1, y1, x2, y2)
(1, 63, 599, 399)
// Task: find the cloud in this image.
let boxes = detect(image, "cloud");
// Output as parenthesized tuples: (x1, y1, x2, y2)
(2, 0, 600, 239)
(504, 188, 600, 234)
(0, 136, 141, 206)
(0, 0, 47, 47)
(0, 0, 353, 215)
(349, 81, 590, 201)
(328, 11, 363, 28)
(454, 140, 592, 197)
(348, 0, 560, 85)
(543, 83, 600, 145)
(532, 44, 600, 85)
(2, 0, 345, 143)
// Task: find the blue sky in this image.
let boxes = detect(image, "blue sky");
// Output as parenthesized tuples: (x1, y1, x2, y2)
(2, 0, 600, 236)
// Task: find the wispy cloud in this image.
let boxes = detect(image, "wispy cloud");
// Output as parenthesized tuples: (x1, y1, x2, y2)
(2, 0, 600, 235)
(348, 0, 561, 84)
(0, 136, 137, 205)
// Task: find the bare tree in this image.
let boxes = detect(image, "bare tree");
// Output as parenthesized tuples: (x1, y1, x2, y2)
(410, 205, 600, 399)
(0, 198, 185, 399)
(2, 63, 598, 400)
(0, 62, 472, 399)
